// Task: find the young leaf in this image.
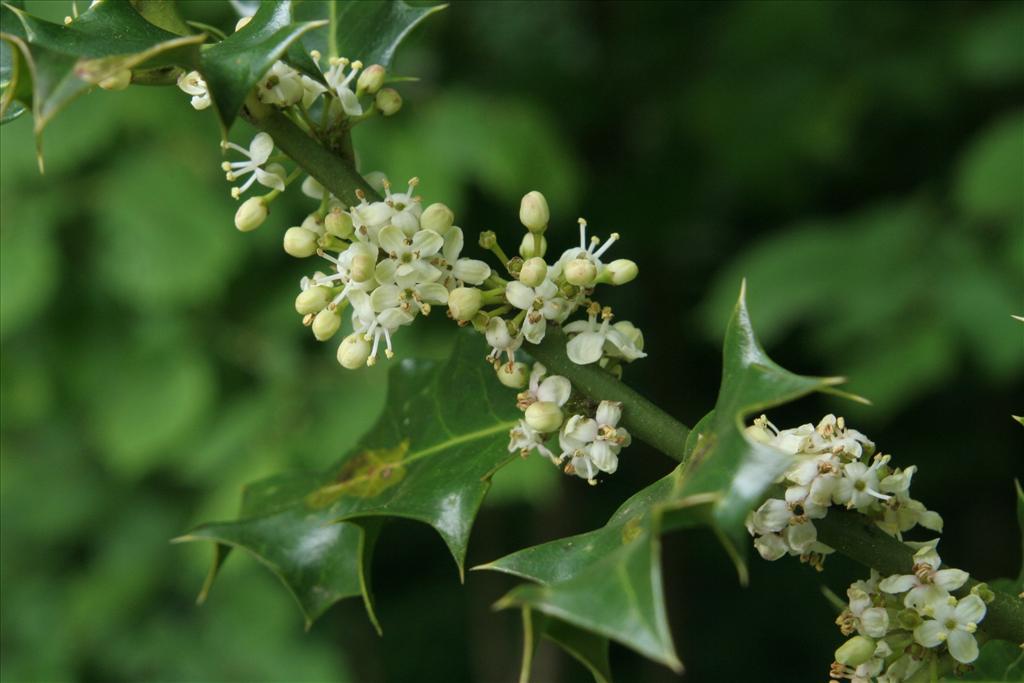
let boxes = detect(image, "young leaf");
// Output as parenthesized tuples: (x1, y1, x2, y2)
(295, 0, 447, 68)
(0, 1, 203, 162)
(482, 282, 855, 672)
(199, 0, 325, 132)
(176, 331, 520, 629)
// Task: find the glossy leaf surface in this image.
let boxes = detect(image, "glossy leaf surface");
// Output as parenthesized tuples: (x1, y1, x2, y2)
(483, 284, 853, 673)
(295, 0, 446, 68)
(519, 608, 611, 683)
(177, 332, 519, 628)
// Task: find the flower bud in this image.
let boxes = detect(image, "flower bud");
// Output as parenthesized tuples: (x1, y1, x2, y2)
(519, 257, 547, 287)
(564, 258, 597, 286)
(325, 208, 354, 238)
(312, 309, 341, 341)
(357, 64, 386, 94)
(295, 286, 331, 314)
(420, 203, 455, 233)
(350, 251, 376, 283)
(896, 609, 922, 630)
(834, 636, 875, 667)
(970, 583, 995, 604)
(519, 191, 549, 233)
(479, 231, 497, 249)
(518, 233, 547, 259)
(337, 333, 371, 369)
(496, 362, 529, 389)
(448, 287, 483, 321)
(525, 401, 563, 433)
(234, 197, 268, 232)
(283, 227, 319, 258)
(606, 258, 638, 285)
(98, 69, 131, 91)
(301, 212, 325, 236)
(375, 88, 402, 116)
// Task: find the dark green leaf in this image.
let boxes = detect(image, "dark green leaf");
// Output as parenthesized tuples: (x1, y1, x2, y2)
(518, 608, 612, 683)
(0, 1, 203, 160)
(482, 283, 854, 671)
(295, 0, 446, 69)
(177, 331, 520, 628)
(199, 0, 325, 132)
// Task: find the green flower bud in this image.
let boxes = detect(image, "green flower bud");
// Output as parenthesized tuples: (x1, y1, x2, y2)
(283, 227, 319, 258)
(606, 258, 638, 285)
(312, 308, 341, 341)
(98, 69, 131, 91)
(519, 191, 549, 233)
(234, 197, 268, 232)
(524, 401, 563, 433)
(496, 361, 529, 389)
(971, 582, 995, 604)
(564, 258, 597, 286)
(420, 203, 455, 233)
(350, 252, 376, 283)
(519, 257, 548, 287)
(448, 287, 483, 321)
(337, 333, 370, 369)
(375, 88, 402, 116)
(834, 636, 875, 667)
(295, 286, 331, 314)
(357, 64, 386, 95)
(478, 231, 498, 250)
(518, 233, 547, 259)
(325, 208, 354, 238)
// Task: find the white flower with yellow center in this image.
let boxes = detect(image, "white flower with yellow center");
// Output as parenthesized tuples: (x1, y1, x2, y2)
(559, 401, 630, 484)
(433, 226, 491, 289)
(913, 594, 986, 663)
(257, 61, 304, 106)
(375, 225, 444, 289)
(324, 57, 365, 116)
(563, 306, 646, 365)
(878, 540, 969, 612)
(313, 241, 378, 309)
(506, 278, 570, 344)
(508, 419, 556, 461)
(485, 317, 523, 367)
(833, 455, 892, 510)
(348, 286, 416, 365)
(220, 133, 285, 198)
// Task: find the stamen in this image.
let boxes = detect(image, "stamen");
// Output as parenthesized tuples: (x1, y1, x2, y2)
(593, 232, 619, 259)
(578, 218, 588, 250)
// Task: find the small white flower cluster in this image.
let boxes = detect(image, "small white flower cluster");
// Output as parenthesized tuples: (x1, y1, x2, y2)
(506, 363, 631, 485)
(287, 178, 492, 368)
(829, 543, 991, 681)
(745, 414, 942, 568)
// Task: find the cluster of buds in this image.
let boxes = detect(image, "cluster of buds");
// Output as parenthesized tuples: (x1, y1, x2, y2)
(745, 414, 942, 569)
(829, 546, 991, 681)
(504, 363, 630, 485)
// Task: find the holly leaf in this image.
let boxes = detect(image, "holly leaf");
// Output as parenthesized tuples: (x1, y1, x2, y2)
(0, 0, 204, 163)
(518, 608, 612, 683)
(199, 0, 325, 132)
(295, 0, 447, 68)
(176, 331, 520, 630)
(481, 282, 856, 672)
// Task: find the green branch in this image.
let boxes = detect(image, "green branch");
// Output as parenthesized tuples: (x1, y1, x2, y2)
(816, 510, 1024, 644)
(529, 328, 690, 462)
(274, 119, 1024, 646)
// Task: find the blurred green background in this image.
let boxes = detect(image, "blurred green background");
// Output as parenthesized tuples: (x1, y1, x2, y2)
(1, 1, 1022, 681)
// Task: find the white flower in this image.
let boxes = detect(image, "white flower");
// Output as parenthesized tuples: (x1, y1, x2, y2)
(349, 286, 416, 365)
(556, 217, 620, 276)
(845, 586, 890, 638)
(324, 57, 364, 116)
(517, 363, 571, 411)
(833, 455, 892, 510)
(506, 279, 570, 344)
(876, 466, 944, 537)
(313, 241, 379, 309)
(559, 402, 630, 484)
(177, 70, 210, 110)
(300, 74, 328, 109)
(381, 177, 423, 235)
(878, 540, 969, 612)
(913, 594, 986, 663)
(375, 225, 445, 289)
(563, 306, 646, 365)
(257, 61, 304, 106)
(812, 414, 874, 459)
(485, 317, 523, 367)
(220, 133, 285, 198)
(508, 419, 556, 461)
(433, 226, 491, 288)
